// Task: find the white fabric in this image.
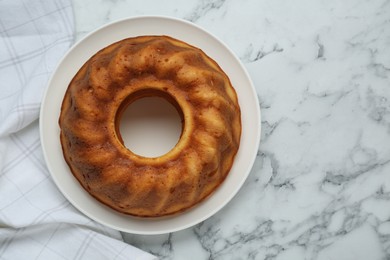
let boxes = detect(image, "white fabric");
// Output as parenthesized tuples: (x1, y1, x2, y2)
(0, 0, 156, 259)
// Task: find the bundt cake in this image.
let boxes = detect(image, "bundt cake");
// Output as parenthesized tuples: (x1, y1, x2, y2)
(59, 35, 241, 217)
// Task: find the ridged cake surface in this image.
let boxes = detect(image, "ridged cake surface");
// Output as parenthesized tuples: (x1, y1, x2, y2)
(59, 35, 241, 217)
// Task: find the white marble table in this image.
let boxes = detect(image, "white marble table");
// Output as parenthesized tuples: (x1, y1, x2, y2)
(72, 0, 390, 259)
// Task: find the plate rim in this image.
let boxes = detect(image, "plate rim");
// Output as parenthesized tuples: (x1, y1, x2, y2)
(39, 15, 261, 235)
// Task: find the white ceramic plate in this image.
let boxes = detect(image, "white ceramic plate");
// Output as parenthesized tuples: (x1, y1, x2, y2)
(40, 16, 261, 235)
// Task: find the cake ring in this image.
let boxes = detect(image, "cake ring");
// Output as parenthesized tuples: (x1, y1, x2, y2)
(59, 35, 241, 217)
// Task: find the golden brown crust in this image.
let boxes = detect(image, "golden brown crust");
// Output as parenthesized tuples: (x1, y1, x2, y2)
(59, 35, 241, 217)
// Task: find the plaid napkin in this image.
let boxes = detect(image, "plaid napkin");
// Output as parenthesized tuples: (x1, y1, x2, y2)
(0, 1, 156, 259)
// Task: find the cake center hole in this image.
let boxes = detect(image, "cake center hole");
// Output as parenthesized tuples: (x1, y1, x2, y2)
(119, 96, 182, 158)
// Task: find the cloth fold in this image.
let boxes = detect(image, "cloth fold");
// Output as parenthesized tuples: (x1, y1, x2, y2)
(0, 1, 156, 259)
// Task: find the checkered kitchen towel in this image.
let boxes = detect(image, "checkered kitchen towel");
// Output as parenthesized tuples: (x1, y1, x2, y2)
(0, 0, 156, 259)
